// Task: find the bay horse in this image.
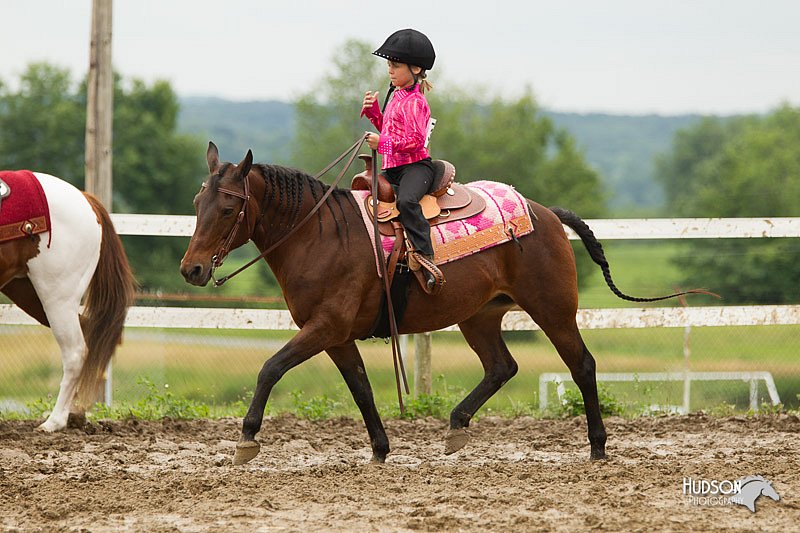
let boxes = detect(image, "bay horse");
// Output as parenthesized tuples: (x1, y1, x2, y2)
(0, 172, 136, 431)
(180, 143, 702, 465)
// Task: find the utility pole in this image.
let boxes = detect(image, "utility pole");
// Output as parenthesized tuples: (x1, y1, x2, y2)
(85, 0, 113, 208)
(85, 0, 114, 405)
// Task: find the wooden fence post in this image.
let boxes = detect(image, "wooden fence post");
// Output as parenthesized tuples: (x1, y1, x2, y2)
(85, 0, 114, 207)
(413, 332, 432, 397)
(85, 0, 114, 405)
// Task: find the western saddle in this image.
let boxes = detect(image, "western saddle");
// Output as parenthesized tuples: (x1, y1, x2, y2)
(350, 155, 486, 294)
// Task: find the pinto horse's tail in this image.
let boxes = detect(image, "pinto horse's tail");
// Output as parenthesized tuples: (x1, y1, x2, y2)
(550, 206, 719, 303)
(75, 193, 137, 406)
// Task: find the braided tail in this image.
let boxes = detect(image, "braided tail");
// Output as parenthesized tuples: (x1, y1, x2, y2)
(550, 206, 719, 303)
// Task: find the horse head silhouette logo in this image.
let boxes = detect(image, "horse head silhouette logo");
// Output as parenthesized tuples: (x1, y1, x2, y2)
(731, 476, 780, 512)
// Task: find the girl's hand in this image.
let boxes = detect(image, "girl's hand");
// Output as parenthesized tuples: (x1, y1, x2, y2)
(365, 132, 380, 150)
(362, 90, 379, 111)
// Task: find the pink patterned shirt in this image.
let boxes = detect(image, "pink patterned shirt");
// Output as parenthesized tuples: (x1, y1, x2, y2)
(361, 84, 431, 170)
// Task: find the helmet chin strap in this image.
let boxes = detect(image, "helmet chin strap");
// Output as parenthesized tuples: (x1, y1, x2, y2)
(381, 82, 396, 113)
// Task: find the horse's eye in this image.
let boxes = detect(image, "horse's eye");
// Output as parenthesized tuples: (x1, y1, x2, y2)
(222, 207, 234, 216)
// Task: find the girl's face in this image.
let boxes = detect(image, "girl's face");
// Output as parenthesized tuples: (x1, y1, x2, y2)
(387, 61, 422, 88)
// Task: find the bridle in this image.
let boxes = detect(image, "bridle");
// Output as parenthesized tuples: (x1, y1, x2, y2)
(202, 169, 253, 277)
(203, 135, 368, 287)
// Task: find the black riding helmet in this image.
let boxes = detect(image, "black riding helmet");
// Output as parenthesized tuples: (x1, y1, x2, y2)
(373, 29, 435, 70)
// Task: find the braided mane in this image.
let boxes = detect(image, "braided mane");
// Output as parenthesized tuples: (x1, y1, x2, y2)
(253, 164, 359, 242)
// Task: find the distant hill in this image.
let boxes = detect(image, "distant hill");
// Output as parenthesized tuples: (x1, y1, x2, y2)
(178, 97, 705, 213)
(178, 97, 294, 165)
(544, 112, 703, 210)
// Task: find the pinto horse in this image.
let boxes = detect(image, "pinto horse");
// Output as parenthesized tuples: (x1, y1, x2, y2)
(181, 143, 704, 465)
(0, 171, 136, 431)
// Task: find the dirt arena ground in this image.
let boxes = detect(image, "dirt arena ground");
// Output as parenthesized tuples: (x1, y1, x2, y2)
(1, 414, 798, 532)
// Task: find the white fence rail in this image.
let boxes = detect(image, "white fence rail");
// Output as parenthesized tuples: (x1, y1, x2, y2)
(2, 305, 799, 330)
(108, 215, 800, 240)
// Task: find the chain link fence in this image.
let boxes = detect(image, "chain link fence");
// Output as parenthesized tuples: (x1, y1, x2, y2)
(2, 318, 798, 417)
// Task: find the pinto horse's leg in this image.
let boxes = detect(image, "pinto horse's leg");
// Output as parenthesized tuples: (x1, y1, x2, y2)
(0, 279, 87, 429)
(33, 294, 87, 432)
(23, 246, 97, 432)
(327, 342, 390, 463)
(445, 308, 519, 455)
(235, 324, 333, 465)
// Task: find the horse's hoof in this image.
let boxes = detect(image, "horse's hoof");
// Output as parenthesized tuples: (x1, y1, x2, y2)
(590, 450, 607, 461)
(67, 412, 87, 429)
(369, 454, 386, 464)
(35, 420, 62, 433)
(444, 427, 469, 455)
(233, 440, 261, 465)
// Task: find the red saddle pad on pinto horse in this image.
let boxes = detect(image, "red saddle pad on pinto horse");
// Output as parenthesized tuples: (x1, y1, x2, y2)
(0, 170, 52, 245)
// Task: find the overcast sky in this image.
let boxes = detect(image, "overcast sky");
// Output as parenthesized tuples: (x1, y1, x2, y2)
(2, 0, 798, 115)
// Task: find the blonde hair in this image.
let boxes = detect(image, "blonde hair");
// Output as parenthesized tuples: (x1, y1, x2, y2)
(417, 70, 433, 94)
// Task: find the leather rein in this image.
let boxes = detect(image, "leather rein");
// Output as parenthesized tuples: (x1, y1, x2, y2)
(204, 135, 410, 413)
(208, 135, 368, 287)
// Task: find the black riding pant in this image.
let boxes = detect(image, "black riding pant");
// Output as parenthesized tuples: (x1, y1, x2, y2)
(383, 158, 434, 256)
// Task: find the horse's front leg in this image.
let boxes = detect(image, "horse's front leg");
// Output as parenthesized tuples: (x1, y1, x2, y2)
(234, 324, 331, 465)
(327, 342, 389, 463)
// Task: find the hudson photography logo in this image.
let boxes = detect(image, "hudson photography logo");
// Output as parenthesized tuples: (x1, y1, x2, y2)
(683, 475, 781, 512)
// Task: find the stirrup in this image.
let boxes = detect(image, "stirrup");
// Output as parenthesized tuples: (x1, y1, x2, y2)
(410, 251, 445, 295)
(424, 270, 436, 291)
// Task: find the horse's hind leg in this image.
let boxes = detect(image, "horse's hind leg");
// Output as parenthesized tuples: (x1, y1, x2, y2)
(326, 342, 389, 463)
(529, 312, 607, 460)
(445, 307, 519, 454)
(1, 279, 84, 429)
(26, 253, 97, 432)
(562, 337, 606, 460)
(34, 295, 87, 432)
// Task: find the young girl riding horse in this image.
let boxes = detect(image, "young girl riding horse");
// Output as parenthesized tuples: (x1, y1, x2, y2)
(361, 28, 437, 290)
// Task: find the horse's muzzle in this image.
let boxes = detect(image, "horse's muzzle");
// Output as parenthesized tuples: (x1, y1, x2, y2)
(180, 261, 211, 286)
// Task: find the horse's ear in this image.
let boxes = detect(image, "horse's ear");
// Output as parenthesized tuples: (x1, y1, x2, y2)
(237, 150, 253, 180)
(207, 141, 220, 172)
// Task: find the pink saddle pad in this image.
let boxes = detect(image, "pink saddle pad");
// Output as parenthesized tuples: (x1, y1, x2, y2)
(353, 180, 534, 276)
